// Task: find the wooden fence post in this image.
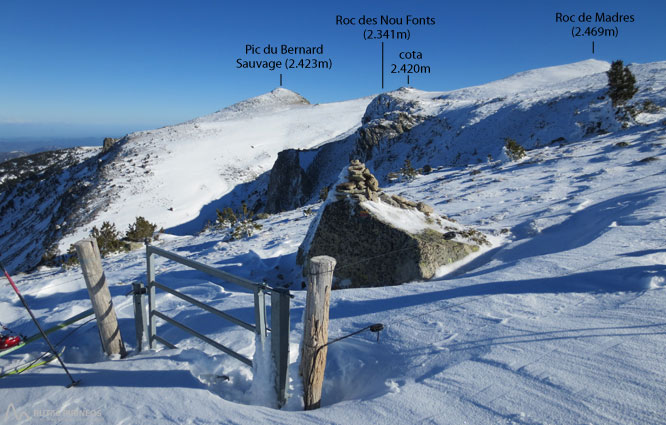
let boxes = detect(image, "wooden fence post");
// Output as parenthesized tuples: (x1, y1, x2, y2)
(75, 238, 127, 358)
(300, 255, 336, 410)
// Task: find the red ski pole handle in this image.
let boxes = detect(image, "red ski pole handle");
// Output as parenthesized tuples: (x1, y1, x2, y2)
(1, 263, 21, 295)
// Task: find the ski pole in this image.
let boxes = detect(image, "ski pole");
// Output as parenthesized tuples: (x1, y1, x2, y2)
(0, 261, 80, 388)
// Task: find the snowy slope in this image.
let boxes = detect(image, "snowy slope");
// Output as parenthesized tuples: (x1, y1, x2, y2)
(360, 59, 623, 175)
(1, 60, 666, 424)
(1, 117, 664, 424)
(56, 88, 372, 251)
(263, 59, 633, 212)
(56, 59, 620, 250)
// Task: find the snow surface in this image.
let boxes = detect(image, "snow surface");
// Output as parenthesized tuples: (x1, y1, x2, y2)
(361, 200, 462, 237)
(2, 60, 666, 424)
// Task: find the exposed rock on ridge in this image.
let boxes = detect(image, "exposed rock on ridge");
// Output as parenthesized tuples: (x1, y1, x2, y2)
(265, 149, 312, 212)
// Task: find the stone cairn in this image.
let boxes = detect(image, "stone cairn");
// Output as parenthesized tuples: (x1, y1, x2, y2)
(334, 159, 380, 202)
(334, 160, 435, 216)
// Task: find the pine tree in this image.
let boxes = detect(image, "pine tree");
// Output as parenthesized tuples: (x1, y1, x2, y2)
(216, 203, 262, 239)
(607, 60, 638, 107)
(230, 202, 262, 240)
(126, 216, 157, 242)
(91, 221, 127, 256)
(216, 207, 237, 228)
(400, 159, 418, 181)
(504, 138, 526, 161)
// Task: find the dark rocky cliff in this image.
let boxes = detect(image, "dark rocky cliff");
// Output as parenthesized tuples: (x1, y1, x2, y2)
(264, 149, 313, 213)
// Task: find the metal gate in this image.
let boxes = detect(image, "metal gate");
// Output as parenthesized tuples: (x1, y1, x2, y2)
(134, 243, 290, 406)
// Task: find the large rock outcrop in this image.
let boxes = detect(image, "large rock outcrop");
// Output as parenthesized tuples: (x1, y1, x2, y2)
(102, 137, 120, 153)
(354, 90, 424, 161)
(298, 161, 488, 288)
(265, 149, 312, 213)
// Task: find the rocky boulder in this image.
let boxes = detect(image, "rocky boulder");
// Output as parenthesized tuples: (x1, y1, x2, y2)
(298, 161, 489, 288)
(102, 137, 120, 153)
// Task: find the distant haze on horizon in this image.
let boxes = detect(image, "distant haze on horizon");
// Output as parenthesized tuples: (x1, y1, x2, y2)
(0, 121, 164, 141)
(0, 135, 105, 153)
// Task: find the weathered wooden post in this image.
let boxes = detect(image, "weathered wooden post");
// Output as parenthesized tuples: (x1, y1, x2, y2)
(75, 238, 127, 358)
(300, 255, 336, 410)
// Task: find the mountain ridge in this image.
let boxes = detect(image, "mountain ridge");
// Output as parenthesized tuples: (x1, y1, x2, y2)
(1, 59, 664, 273)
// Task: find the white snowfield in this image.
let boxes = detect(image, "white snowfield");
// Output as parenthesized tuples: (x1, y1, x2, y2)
(2, 60, 666, 424)
(58, 88, 373, 251)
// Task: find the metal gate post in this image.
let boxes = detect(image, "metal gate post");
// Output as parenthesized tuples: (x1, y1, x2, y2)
(254, 287, 267, 343)
(271, 288, 290, 407)
(132, 282, 148, 352)
(146, 246, 157, 349)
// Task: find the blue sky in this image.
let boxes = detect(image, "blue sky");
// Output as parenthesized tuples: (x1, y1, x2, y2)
(1, 0, 664, 139)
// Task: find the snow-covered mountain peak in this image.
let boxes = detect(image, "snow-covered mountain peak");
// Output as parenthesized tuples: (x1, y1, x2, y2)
(267, 87, 310, 103)
(444, 59, 611, 102)
(194, 87, 310, 123)
(491, 58, 610, 89)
